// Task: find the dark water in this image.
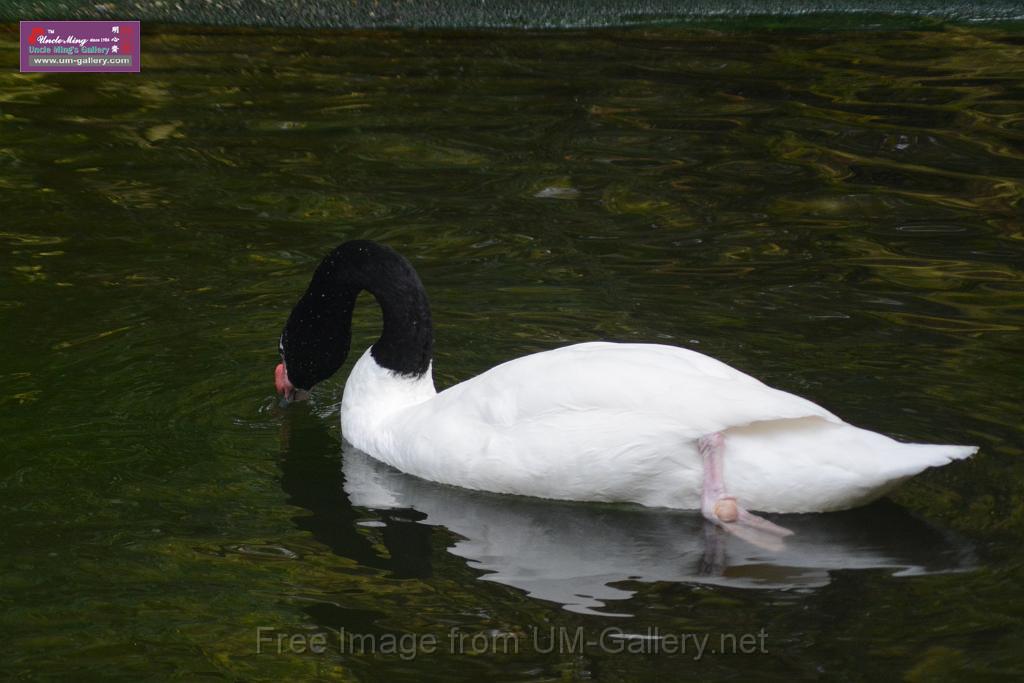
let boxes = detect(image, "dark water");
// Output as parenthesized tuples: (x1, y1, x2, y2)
(1, 24, 1023, 680)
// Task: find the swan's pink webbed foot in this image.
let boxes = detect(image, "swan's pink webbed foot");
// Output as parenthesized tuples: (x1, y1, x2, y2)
(698, 432, 793, 549)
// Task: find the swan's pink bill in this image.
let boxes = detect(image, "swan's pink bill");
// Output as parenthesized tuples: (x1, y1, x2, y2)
(275, 362, 308, 404)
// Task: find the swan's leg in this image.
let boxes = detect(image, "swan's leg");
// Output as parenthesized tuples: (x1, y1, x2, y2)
(698, 522, 726, 576)
(699, 432, 793, 540)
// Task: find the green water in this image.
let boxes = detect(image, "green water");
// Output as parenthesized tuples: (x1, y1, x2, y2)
(1, 24, 1023, 680)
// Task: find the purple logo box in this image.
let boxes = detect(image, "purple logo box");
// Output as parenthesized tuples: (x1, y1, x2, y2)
(20, 20, 140, 73)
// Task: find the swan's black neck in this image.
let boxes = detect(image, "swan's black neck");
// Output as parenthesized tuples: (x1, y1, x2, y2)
(279, 240, 433, 390)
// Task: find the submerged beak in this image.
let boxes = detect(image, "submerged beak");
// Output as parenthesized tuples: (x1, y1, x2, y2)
(275, 362, 309, 406)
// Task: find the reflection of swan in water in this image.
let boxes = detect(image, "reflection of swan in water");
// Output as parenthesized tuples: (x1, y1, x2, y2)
(342, 444, 976, 615)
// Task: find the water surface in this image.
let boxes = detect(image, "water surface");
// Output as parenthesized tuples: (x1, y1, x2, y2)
(1, 24, 1023, 680)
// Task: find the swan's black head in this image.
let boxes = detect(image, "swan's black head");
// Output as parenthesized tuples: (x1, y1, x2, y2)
(275, 240, 433, 403)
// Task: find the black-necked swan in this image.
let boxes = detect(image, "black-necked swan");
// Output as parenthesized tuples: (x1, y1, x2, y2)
(274, 240, 976, 541)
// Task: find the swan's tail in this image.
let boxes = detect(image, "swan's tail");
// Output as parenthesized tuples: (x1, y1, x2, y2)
(723, 417, 977, 513)
(878, 441, 977, 480)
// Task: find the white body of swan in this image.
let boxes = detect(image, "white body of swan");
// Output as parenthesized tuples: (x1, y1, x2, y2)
(340, 341, 975, 513)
